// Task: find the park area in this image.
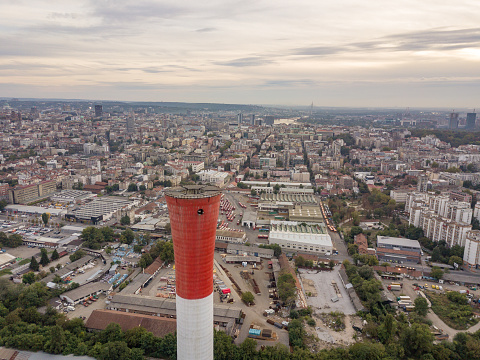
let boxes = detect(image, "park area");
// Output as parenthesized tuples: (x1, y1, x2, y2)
(428, 292, 479, 330)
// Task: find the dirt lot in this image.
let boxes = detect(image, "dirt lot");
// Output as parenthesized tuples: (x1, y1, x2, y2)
(307, 313, 362, 349)
(299, 268, 356, 315)
(6, 245, 40, 260)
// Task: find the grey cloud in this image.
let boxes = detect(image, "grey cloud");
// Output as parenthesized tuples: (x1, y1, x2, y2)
(90, 0, 187, 23)
(47, 12, 79, 19)
(261, 79, 317, 87)
(216, 56, 274, 67)
(295, 27, 480, 56)
(294, 46, 342, 56)
(196, 27, 216, 32)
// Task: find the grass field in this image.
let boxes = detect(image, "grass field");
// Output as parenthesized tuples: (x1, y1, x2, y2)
(17, 258, 31, 265)
(428, 292, 478, 330)
(0, 268, 12, 276)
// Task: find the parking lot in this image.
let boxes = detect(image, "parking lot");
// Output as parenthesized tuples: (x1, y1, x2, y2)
(65, 293, 108, 320)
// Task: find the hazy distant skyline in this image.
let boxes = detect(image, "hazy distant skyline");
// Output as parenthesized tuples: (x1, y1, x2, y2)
(1, 0, 480, 108)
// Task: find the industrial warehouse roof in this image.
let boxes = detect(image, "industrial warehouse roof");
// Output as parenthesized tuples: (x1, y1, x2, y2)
(224, 255, 260, 263)
(60, 282, 111, 302)
(260, 193, 317, 204)
(51, 190, 94, 202)
(108, 294, 242, 322)
(242, 211, 257, 223)
(67, 197, 133, 220)
(0, 253, 16, 266)
(269, 221, 332, 247)
(377, 236, 421, 249)
(86, 309, 176, 338)
(164, 185, 221, 199)
(216, 229, 246, 238)
(289, 205, 324, 220)
(270, 221, 326, 234)
(6, 204, 66, 216)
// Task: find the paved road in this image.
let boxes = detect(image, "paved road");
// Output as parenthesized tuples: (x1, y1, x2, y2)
(426, 308, 480, 339)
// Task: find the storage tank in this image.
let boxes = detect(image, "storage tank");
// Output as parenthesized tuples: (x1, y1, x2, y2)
(165, 185, 221, 360)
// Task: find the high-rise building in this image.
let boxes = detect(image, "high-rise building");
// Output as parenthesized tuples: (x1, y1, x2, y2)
(126, 112, 135, 133)
(164, 185, 222, 360)
(449, 112, 459, 129)
(250, 114, 255, 125)
(466, 112, 477, 130)
(95, 105, 103, 118)
(237, 113, 243, 125)
(264, 115, 275, 125)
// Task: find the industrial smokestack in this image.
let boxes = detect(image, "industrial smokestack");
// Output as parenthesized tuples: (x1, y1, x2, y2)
(164, 185, 222, 360)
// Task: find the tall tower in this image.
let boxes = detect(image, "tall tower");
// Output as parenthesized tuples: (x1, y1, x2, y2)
(164, 185, 222, 360)
(449, 112, 459, 129)
(466, 112, 477, 130)
(94, 105, 103, 118)
(126, 111, 135, 133)
(237, 113, 243, 125)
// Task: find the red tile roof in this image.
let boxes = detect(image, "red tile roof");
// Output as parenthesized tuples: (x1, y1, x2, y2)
(85, 309, 176, 337)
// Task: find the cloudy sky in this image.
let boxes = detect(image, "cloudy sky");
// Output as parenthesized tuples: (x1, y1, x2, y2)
(1, 0, 480, 107)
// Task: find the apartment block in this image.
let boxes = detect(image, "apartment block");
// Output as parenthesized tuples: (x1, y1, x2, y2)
(463, 230, 480, 268)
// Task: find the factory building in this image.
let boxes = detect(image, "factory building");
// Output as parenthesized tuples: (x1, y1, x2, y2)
(65, 197, 137, 224)
(268, 221, 333, 254)
(376, 236, 421, 264)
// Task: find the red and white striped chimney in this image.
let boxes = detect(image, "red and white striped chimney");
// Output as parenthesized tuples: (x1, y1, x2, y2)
(165, 185, 221, 360)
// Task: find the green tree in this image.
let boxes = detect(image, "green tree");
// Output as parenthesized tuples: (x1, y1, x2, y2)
(39, 248, 50, 266)
(295, 256, 305, 267)
(401, 322, 434, 358)
(241, 291, 255, 305)
(127, 183, 138, 192)
(69, 249, 86, 262)
(50, 249, 59, 261)
(328, 260, 335, 270)
(414, 297, 429, 316)
(120, 215, 131, 225)
(430, 266, 444, 280)
(29, 256, 39, 271)
(277, 271, 296, 304)
(377, 313, 396, 344)
(0, 200, 7, 211)
(449, 255, 463, 268)
(101, 227, 115, 242)
(41, 212, 50, 227)
(5, 233, 23, 247)
(121, 228, 135, 244)
(45, 325, 66, 354)
(22, 272, 36, 284)
(349, 342, 387, 360)
(160, 241, 174, 263)
(288, 319, 305, 348)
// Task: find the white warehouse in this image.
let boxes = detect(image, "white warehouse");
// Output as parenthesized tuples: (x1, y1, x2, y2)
(268, 221, 333, 254)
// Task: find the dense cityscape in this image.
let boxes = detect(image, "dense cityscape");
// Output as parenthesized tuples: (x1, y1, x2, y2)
(0, 99, 480, 359)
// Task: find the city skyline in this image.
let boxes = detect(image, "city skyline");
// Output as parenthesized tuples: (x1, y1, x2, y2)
(1, 0, 480, 107)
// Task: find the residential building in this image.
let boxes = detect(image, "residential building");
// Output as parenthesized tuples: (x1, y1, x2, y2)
(463, 230, 480, 268)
